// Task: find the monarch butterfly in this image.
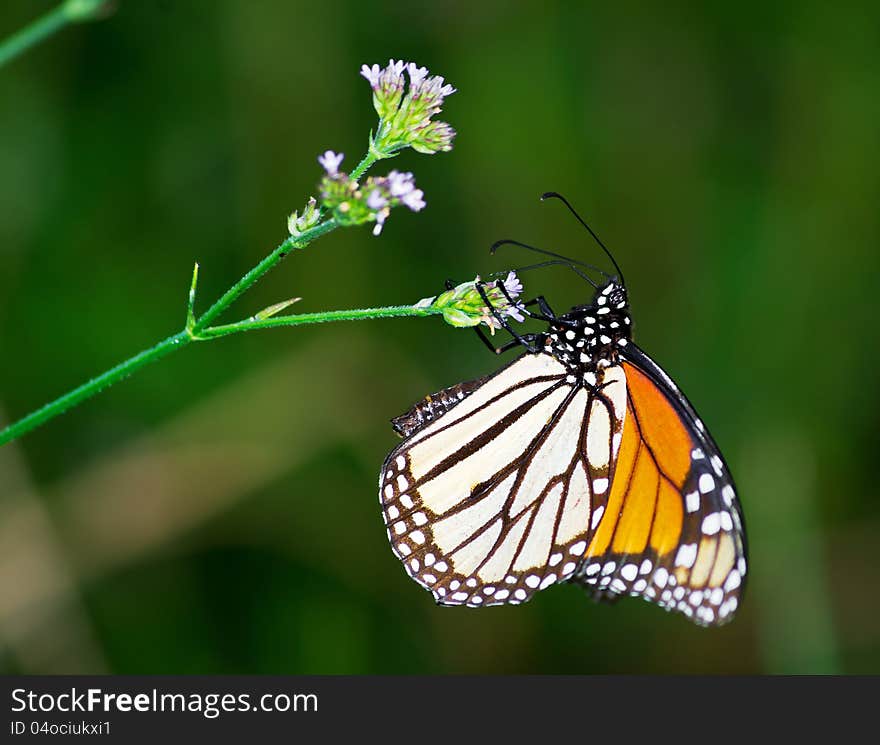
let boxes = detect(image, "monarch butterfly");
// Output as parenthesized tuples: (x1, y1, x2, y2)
(379, 194, 747, 626)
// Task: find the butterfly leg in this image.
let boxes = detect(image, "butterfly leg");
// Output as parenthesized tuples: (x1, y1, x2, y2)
(512, 293, 558, 322)
(474, 282, 542, 353)
(473, 326, 542, 355)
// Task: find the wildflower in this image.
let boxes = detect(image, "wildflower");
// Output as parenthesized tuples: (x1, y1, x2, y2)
(318, 150, 345, 176)
(366, 189, 388, 211)
(361, 59, 457, 157)
(420, 273, 526, 331)
(315, 152, 428, 236)
(361, 59, 406, 120)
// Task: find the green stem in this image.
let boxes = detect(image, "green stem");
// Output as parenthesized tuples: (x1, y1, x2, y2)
(192, 218, 338, 331)
(350, 150, 380, 182)
(0, 144, 401, 447)
(201, 304, 442, 339)
(0, 302, 442, 446)
(0, 331, 191, 446)
(0, 0, 107, 69)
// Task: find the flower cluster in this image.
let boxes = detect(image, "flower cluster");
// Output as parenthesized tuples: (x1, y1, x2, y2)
(418, 272, 526, 332)
(361, 59, 457, 157)
(314, 151, 425, 236)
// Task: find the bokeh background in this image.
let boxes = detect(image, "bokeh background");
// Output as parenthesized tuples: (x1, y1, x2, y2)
(1, 1, 878, 674)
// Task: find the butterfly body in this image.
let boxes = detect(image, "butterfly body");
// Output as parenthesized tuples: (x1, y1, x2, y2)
(380, 276, 746, 626)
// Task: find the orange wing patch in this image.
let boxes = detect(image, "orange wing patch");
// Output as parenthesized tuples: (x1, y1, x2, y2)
(574, 361, 746, 627)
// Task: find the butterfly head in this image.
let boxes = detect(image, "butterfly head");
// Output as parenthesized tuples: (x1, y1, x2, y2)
(544, 278, 632, 374)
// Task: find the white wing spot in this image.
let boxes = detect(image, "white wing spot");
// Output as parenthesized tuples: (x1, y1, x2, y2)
(591, 505, 605, 530)
(699, 473, 715, 493)
(396, 456, 406, 470)
(675, 543, 698, 568)
(434, 561, 448, 572)
(413, 512, 428, 527)
(514, 589, 527, 600)
(592, 478, 609, 495)
(397, 474, 409, 491)
(621, 564, 638, 581)
(387, 505, 399, 519)
(654, 568, 669, 587)
(410, 530, 425, 545)
(525, 575, 540, 588)
(549, 553, 563, 567)
(562, 561, 577, 575)
(701, 513, 721, 535)
(570, 540, 587, 555)
(685, 491, 700, 513)
(494, 589, 510, 600)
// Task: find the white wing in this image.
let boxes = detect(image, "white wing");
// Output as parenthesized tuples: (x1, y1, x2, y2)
(380, 354, 627, 606)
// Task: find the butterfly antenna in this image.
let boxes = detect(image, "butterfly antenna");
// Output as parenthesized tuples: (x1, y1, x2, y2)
(541, 192, 625, 287)
(490, 239, 610, 279)
(487, 260, 598, 289)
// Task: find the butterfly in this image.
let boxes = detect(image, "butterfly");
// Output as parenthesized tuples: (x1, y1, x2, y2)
(379, 194, 747, 626)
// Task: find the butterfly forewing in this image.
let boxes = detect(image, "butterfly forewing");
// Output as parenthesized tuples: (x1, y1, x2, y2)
(380, 353, 627, 606)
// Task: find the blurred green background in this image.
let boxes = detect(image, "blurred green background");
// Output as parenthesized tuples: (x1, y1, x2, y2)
(1, 1, 878, 674)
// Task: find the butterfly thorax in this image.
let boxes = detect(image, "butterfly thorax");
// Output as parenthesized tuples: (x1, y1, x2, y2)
(543, 279, 632, 378)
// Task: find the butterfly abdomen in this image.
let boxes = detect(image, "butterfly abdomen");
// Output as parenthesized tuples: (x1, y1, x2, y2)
(391, 376, 489, 438)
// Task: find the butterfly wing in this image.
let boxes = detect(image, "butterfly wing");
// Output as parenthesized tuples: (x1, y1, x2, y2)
(571, 343, 747, 626)
(380, 352, 627, 606)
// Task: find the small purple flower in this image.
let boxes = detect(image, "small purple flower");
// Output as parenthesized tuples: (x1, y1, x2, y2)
(401, 188, 426, 212)
(360, 63, 381, 88)
(407, 63, 429, 89)
(366, 189, 388, 211)
(379, 59, 406, 92)
(318, 150, 344, 176)
(501, 271, 523, 299)
(387, 170, 415, 197)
